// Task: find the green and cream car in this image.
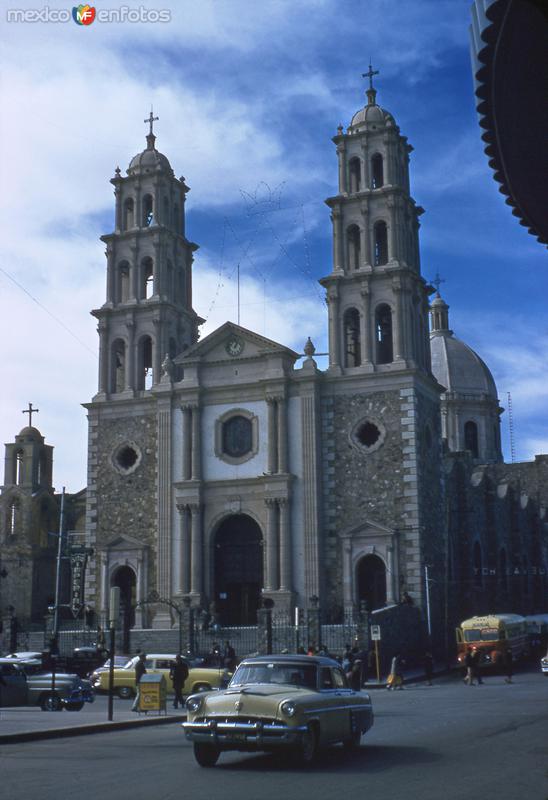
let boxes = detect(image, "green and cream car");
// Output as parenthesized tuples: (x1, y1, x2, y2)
(182, 654, 374, 766)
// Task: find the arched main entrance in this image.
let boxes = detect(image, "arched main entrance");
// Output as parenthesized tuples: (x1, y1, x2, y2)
(214, 514, 263, 626)
(111, 565, 136, 653)
(357, 554, 387, 611)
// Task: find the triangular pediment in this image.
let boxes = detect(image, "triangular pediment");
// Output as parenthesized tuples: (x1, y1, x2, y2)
(340, 518, 396, 539)
(174, 321, 299, 365)
(106, 534, 148, 551)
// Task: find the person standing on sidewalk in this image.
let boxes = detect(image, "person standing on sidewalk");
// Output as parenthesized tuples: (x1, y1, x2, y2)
(170, 654, 189, 709)
(471, 648, 484, 684)
(132, 652, 147, 712)
(463, 647, 475, 685)
(423, 651, 434, 685)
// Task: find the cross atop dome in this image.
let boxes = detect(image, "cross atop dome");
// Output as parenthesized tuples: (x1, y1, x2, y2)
(144, 108, 159, 150)
(362, 60, 379, 105)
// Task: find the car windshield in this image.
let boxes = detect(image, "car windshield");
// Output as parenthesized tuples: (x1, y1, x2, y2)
(464, 628, 499, 642)
(229, 662, 317, 689)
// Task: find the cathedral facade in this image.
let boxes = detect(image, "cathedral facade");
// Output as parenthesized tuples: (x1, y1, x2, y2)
(2, 83, 546, 654)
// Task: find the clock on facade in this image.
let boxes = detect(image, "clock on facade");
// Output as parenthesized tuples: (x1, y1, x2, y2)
(225, 336, 244, 357)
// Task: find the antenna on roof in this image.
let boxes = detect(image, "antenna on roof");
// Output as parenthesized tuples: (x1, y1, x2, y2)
(507, 391, 516, 463)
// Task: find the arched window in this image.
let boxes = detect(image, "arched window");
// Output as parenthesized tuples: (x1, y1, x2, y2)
(16, 450, 24, 485)
(141, 257, 154, 300)
(8, 499, 19, 536)
(142, 194, 153, 227)
(464, 421, 479, 458)
(374, 221, 388, 265)
(375, 304, 393, 364)
(357, 554, 387, 611)
(371, 153, 384, 189)
(116, 261, 130, 304)
(343, 308, 361, 367)
(138, 335, 153, 390)
(474, 541, 483, 587)
(349, 158, 361, 193)
(123, 197, 134, 230)
(347, 225, 361, 270)
(111, 339, 126, 394)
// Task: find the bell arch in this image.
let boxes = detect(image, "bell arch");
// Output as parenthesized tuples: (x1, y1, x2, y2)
(356, 554, 387, 611)
(111, 565, 136, 652)
(213, 513, 263, 626)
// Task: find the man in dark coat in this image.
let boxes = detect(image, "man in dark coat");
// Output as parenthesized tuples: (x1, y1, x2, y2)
(170, 654, 189, 708)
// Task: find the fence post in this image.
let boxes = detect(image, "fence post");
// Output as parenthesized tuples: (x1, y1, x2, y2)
(258, 598, 274, 654)
(181, 598, 196, 655)
(307, 595, 321, 652)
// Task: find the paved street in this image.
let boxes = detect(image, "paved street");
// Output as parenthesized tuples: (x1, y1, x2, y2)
(1, 669, 547, 800)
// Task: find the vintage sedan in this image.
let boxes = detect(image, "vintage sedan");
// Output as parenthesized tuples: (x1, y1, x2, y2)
(92, 653, 230, 699)
(0, 659, 94, 711)
(182, 654, 374, 767)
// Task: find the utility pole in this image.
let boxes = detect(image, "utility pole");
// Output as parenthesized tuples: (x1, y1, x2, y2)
(52, 487, 66, 651)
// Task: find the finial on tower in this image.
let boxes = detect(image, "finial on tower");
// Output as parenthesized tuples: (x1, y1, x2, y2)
(362, 60, 379, 106)
(144, 107, 159, 150)
(431, 271, 446, 297)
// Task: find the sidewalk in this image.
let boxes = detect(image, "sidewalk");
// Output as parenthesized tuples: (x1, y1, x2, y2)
(363, 660, 453, 689)
(0, 696, 186, 744)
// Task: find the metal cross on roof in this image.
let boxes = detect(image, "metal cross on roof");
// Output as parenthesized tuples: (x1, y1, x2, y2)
(144, 109, 159, 136)
(431, 272, 446, 294)
(362, 61, 379, 90)
(22, 402, 39, 426)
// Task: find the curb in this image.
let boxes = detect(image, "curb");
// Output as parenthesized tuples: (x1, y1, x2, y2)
(0, 713, 187, 745)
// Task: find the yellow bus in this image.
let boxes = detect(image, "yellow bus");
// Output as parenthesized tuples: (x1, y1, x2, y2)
(455, 614, 528, 668)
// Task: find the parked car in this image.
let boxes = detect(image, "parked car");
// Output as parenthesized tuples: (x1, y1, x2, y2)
(92, 653, 230, 699)
(0, 659, 94, 711)
(182, 654, 375, 767)
(90, 655, 132, 685)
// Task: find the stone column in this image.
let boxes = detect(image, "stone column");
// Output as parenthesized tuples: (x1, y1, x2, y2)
(387, 198, 397, 262)
(361, 142, 370, 188)
(277, 397, 288, 473)
(176, 504, 190, 595)
(278, 498, 291, 592)
(264, 499, 279, 592)
(114, 181, 122, 233)
(191, 404, 202, 480)
(336, 143, 346, 194)
(386, 545, 395, 604)
(106, 245, 115, 304)
(97, 321, 109, 394)
(130, 243, 139, 301)
(125, 318, 135, 391)
(266, 398, 278, 474)
(153, 318, 162, 385)
(152, 240, 161, 297)
(190, 504, 203, 595)
(327, 290, 340, 370)
(392, 282, 404, 361)
(360, 282, 372, 364)
(336, 211, 344, 271)
(100, 553, 108, 618)
(342, 540, 353, 607)
(181, 406, 192, 480)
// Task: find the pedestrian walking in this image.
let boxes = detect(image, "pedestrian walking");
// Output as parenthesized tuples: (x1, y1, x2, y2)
(349, 659, 362, 691)
(132, 652, 147, 711)
(170, 654, 189, 708)
(471, 648, 484, 684)
(386, 653, 404, 690)
(423, 651, 434, 685)
(504, 649, 513, 683)
(222, 641, 236, 671)
(463, 647, 475, 685)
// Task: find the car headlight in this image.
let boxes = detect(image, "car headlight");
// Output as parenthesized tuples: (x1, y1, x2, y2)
(281, 700, 297, 718)
(186, 695, 203, 714)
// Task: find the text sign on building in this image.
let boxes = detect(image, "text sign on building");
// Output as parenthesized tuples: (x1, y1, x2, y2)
(70, 550, 88, 616)
(370, 624, 381, 641)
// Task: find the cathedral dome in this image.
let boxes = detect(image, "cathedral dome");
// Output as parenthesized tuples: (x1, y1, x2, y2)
(17, 426, 43, 441)
(430, 333, 498, 399)
(127, 132, 173, 176)
(350, 102, 395, 129)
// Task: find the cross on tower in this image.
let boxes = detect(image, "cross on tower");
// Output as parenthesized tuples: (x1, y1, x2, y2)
(431, 272, 446, 295)
(22, 402, 39, 426)
(362, 61, 379, 90)
(144, 109, 159, 136)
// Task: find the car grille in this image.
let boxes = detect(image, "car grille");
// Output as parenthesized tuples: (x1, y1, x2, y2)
(198, 716, 283, 727)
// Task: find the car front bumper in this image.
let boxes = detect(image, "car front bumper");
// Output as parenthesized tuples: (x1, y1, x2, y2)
(182, 719, 308, 749)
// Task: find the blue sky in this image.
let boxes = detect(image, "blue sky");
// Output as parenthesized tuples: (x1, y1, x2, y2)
(1, 0, 546, 492)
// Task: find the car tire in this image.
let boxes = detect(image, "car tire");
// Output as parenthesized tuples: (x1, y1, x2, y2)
(66, 702, 84, 711)
(299, 724, 319, 765)
(40, 694, 62, 712)
(193, 743, 220, 767)
(117, 686, 134, 699)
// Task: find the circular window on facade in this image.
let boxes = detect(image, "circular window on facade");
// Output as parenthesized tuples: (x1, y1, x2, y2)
(112, 442, 142, 475)
(350, 417, 386, 454)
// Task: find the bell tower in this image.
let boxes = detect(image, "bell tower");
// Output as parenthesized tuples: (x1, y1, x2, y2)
(92, 112, 203, 399)
(320, 67, 431, 375)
